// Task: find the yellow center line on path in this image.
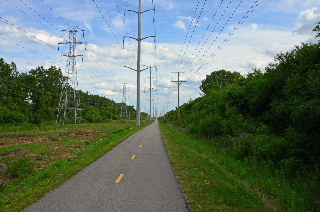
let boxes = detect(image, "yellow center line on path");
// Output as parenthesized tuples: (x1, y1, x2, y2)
(115, 174, 125, 183)
(131, 154, 136, 159)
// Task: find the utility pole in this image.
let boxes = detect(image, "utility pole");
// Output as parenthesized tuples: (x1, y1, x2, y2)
(149, 66, 152, 122)
(120, 83, 128, 121)
(123, 0, 155, 127)
(171, 72, 186, 125)
(147, 65, 155, 122)
(56, 26, 85, 124)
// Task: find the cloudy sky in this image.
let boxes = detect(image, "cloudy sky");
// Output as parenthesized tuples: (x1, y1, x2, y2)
(0, 0, 319, 116)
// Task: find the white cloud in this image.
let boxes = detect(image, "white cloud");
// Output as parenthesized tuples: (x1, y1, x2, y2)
(173, 16, 201, 31)
(112, 14, 125, 29)
(174, 20, 186, 31)
(178, 16, 200, 26)
(0, 25, 21, 38)
(96, 82, 111, 89)
(251, 23, 258, 31)
(0, 25, 63, 46)
(29, 28, 63, 45)
(84, 22, 94, 38)
(100, 89, 120, 96)
(86, 43, 133, 61)
(293, 7, 320, 35)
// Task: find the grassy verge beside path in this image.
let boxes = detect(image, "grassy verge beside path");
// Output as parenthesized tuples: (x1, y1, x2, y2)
(0, 122, 150, 212)
(160, 122, 283, 212)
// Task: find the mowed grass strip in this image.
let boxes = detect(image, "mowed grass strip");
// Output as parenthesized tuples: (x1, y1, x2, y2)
(0, 122, 149, 212)
(160, 123, 279, 212)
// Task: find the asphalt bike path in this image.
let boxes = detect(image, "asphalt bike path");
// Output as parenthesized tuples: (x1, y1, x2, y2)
(24, 120, 189, 212)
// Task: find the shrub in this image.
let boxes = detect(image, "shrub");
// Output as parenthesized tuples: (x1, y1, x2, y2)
(279, 157, 304, 177)
(231, 137, 253, 160)
(0, 107, 27, 124)
(253, 135, 289, 166)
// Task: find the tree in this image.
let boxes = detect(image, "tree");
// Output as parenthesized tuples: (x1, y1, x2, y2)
(312, 21, 320, 38)
(0, 59, 30, 123)
(28, 66, 65, 108)
(200, 69, 242, 95)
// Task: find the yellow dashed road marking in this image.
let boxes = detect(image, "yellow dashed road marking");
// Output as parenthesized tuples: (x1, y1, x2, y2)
(115, 174, 125, 183)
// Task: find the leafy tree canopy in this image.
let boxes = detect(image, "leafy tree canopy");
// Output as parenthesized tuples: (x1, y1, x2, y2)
(312, 21, 320, 38)
(200, 69, 242, 95)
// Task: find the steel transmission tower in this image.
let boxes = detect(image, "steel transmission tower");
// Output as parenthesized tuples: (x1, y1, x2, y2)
(120, 83, 128, 121)
(56, 26, 85, 124)
(123, 0, 155, 126)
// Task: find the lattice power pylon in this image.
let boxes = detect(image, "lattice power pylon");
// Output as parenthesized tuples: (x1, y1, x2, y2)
(120, 83, 128, 121)
(56, 26, 85, 124)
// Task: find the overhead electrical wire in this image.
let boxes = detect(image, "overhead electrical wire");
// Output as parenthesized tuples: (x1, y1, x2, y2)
(173, 0, 203, 70)
(2, 0, 122, 96)
(92, 0, 137, 74)
(179, 0, 229, 72)
(4, 0, 58, 35)
(180, 0, 260, 91)
(41, 0, 127, 85)
(35, 0, 71, 27)
(0, 0, 139, 105)
(0, 17, 57, 50)
(1, 0, 260, 110)
(1, 36, 57, 62)
(176, 0, 208, 68)
(188, 0, 243, 74)
(92, 0, 119, 44)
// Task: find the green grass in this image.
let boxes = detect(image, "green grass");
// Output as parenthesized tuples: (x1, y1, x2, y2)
(0, 121, 150, 212)
(160, 122, 283, 212)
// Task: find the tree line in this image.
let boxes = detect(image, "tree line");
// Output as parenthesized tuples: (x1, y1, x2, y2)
(0, 59, 138, 124)
(164, 33, 320, 178)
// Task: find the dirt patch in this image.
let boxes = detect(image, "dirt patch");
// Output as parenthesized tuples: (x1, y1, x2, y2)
(0, 134, 49, 148)
(59, 129, 105, 137)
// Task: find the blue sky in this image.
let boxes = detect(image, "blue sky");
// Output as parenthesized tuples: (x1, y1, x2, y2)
(0, 0, 319, 116)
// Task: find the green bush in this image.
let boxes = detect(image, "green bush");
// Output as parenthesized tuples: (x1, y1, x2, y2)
(83, 106, 103, 123)
(253, 135, 289, 166)
(279, 157, 303, 177)
(231, 137, 253, 160)
(0, 107, 27, 124)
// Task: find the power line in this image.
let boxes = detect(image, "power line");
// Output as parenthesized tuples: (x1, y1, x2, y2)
(180, 0, 260, 92)
(0, 17, 57, 50)
(5, 0, 58, 35)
